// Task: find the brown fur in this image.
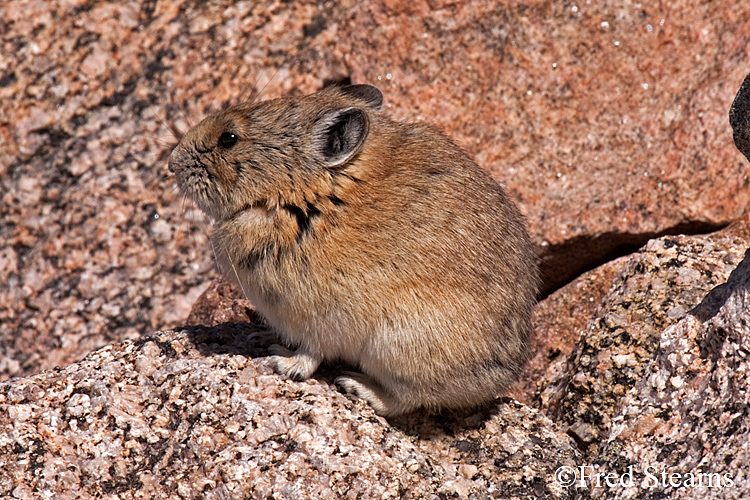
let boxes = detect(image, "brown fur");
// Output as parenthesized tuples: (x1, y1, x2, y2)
(169, 85, 538, 416)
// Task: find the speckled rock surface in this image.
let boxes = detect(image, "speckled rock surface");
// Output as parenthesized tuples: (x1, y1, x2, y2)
(0, 0, 352, 382)
(3, 0, 750, 384)
(537, 219, 750, 458)
(341, 0, 750, 291)
(0, 328, 581, 500)
(5, 226, 750, 499)
(510, 256, 627, 405)
(185, 276, 262, 328)
(591, 242, 750, 499)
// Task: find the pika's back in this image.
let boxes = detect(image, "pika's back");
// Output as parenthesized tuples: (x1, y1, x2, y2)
(170, 84, 538, 416)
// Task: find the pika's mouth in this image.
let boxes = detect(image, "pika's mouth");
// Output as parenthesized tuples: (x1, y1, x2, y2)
(171, 164, 222, 218)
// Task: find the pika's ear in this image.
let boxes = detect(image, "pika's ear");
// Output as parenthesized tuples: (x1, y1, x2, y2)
(341, 85, 383, 109)
(312, 106, 369, 167)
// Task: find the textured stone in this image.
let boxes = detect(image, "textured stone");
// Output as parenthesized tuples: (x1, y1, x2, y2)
(591, 237, 750, 499)
(5, 220, 750, 498)
(0, 328, 581, 500)
(3, 0, 750, 384)
(185, 276, 262, 328)
(510, 256, 626, 405)
(537, 217, 750, 459)
(0, 0, 352, 382)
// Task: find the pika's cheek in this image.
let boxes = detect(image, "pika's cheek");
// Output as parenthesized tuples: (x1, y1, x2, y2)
(213, 161, 239, 186)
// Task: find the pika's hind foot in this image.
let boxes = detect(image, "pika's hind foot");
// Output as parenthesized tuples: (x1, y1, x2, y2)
(267, 345, 321, 381)
(335, 372, 407, 417)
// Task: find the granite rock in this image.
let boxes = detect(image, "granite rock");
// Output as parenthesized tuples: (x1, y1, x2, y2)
(3, 0, 750, 384)
(0, 0, 352, 382)
(0, 328, 581, 500)
(184, 276, 262, 328)
(4, 220, 749, 499)
(591, 238, 750, 499)
(536, 219, 750, 457)
(511, 256, 627, 405)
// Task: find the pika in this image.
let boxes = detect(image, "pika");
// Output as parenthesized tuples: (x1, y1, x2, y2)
(169, 84, 538, 416)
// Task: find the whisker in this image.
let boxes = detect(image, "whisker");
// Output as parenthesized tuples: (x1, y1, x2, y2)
(140, 151, 167, 161)
(151, 107, 184, 142)
(154, 137, 179, 148)
(256, 64, 281, 101)
(180, 106, 193, 130)
(101, 124, 119, 148)
(122, 137, 160, 162)
(243, 71, 264, 104)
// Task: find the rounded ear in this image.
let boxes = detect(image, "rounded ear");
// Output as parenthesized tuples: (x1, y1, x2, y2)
(340, 85, 383, 109)
(312, 106, 370, 167)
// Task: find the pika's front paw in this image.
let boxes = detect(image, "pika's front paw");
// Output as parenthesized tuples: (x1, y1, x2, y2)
(267, 345, 321, 381)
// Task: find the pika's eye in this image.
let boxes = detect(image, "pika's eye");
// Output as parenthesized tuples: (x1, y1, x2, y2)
(218, 132, 238, 149)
